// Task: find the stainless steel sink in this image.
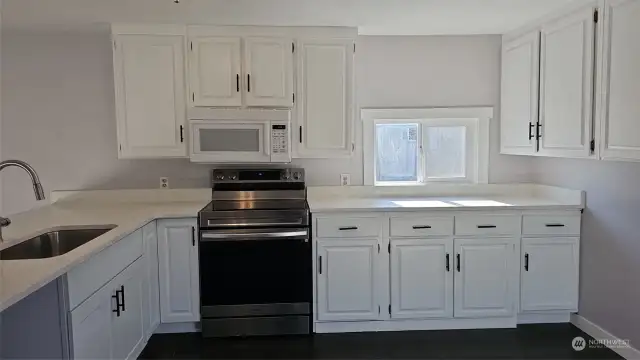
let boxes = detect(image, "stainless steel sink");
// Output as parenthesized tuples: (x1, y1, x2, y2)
(0, 225, 117, 260)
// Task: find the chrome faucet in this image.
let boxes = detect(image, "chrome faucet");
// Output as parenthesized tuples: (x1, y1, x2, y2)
(0, 160, 46, 242)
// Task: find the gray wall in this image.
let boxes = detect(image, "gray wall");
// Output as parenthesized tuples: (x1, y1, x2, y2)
(531, 157, 640, 349)
(1, 31, 531, 214)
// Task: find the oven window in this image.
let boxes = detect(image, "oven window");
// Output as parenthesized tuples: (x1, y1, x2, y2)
(199, 129, 260, 152)
(199, 238, 311, 306)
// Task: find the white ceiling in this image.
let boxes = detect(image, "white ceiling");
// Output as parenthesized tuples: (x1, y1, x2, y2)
(2, 0, 583, 35)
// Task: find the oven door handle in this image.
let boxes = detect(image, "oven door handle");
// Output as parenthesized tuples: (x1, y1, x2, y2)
(200, 230, 308, 241)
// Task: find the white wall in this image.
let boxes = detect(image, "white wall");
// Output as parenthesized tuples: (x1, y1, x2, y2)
(1, 31, 531, 214)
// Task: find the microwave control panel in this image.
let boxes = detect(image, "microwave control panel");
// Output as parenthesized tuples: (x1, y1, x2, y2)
(271, 124, 289, 154)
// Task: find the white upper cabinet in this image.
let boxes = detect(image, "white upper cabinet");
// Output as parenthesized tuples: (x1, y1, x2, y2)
(500, 31, 540, 156)
(521, 238, 579, 312)
(599, 0, 640, 161)
(295, 39, 355, 158)
(113, 27, 188, 159)
(390, 239, 453, 319)
(453, 238, 516, 318)
(244, 37, 294, 107)
(538, 6, 596, 158)
(157, 218, 200, 323)
(189, 37, 242, 107)
(316, 239, 380, 322)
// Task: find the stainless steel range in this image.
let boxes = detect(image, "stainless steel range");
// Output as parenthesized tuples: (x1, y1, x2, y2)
(197, 168, 311, 337)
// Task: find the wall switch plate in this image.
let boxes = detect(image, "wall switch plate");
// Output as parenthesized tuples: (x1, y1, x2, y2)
(160, 177, 169, 189)
(340, 174, 351, 186)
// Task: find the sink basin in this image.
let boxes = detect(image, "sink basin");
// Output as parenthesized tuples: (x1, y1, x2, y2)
(0, 225, 117, 260)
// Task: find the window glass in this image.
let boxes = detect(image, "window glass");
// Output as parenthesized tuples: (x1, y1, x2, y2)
(424, 126, 466, 179)
(375, 123, 419, 183)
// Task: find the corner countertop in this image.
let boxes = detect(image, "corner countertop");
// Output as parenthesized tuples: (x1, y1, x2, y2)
(307, 184, 585, 213)
(0, 189, 210, 313)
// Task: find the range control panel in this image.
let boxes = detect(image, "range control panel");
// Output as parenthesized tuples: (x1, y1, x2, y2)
(271, 124, 289, 155)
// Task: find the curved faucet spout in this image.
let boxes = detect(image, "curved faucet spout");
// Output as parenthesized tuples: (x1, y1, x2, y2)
(0, 160, 46, 200)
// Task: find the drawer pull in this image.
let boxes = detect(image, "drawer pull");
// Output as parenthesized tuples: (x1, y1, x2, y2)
(339, 226, 358, 231)
(545, 224, 565, 227)
(412, 225, 432, 229)
(477, 225, 497, 229)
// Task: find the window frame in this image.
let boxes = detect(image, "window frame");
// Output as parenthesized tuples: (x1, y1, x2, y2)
(362, 107, 492, 186)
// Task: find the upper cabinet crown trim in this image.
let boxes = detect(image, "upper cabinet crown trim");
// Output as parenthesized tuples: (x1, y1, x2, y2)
(112, 24, 187, 36)
(187, 25, 357, 38)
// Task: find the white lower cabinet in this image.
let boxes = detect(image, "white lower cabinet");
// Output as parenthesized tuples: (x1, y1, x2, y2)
(157, 218, 200, 323)
(70, 257, 145, 360)
(453, 238, 517, 318)
(316, 239, 380, 321)
(390, 239, 453, 319)
(142, 221, 161, 340)
(521, 238, 579, 312)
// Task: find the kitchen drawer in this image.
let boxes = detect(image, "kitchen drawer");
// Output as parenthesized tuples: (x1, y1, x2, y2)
(389, 215, 454, 237)
(316, 216, 380, 238)
(523, 215, 581, 236)
(455, 215, 521, 236)
(67, 228, 143, 310)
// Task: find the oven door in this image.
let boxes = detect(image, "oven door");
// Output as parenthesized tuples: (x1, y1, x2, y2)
(190, 121, 272, 163)
(198, 228, 311, 318)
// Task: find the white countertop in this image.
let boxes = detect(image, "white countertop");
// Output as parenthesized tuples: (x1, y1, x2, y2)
(307, 184, 585, 213)
(0, 184, 584, 313)
(0, 189, 210, 313)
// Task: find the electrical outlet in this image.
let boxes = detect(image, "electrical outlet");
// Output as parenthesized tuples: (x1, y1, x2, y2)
(340, 173, 351, 186)
(160, 177, 169, 189)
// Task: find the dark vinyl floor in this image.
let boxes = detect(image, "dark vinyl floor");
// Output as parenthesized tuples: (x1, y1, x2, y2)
(139, 324, 623, 359)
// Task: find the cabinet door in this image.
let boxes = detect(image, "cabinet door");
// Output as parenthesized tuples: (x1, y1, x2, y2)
(244, 37, 293, 107)
(316, 239, 380, 321)
(114, 34, 187, 158)
(111, 258, 146, 360)
(295, 39, 354, 158)
(69, 285, 112, 360)
(390, 239, 453, 319)
(538, 6, 596, 158)
(500, 31, 539, 155)
(189, 37, 242, 107)
(142, 221, 160, 341)
(521, 238, 579, 311)
(454, 238, 517, 318)
(157, 218, 200, 323)
(600, 0, 640, 161)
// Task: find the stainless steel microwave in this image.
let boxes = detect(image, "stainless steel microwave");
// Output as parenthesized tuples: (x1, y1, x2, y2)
(188, 109, 291, 163)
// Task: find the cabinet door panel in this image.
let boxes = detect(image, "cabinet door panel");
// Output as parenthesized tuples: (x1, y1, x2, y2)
(296, 39, 354, 158)
(600, 0, 640, 160)
(111, 258, 145, 360)
(70, 285, 112, 360)
(244, 37, 293, 107)
(157, 218, 200, 323)
(539, 7, 596, 157)
(521, 238, 579, 311)
(114, 34, 187, 158)
(454, 238, 516, 318)
(190, 37, 242, 107)
(317, 239, 379, 321)
(500, 31, 539, 155)
(390, 239, 453, 319)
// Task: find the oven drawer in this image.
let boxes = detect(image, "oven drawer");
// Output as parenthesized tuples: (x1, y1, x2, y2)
(455, 215, 521, 236)
(315, 216, 381, 238)
(523, 215, 581, 236)
(389, 215, 454, 237)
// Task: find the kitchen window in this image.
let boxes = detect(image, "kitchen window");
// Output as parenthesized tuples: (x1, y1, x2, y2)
(362, 108, 492, 186)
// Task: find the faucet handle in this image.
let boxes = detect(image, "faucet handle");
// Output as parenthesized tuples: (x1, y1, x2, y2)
(0, 217, 11, 227)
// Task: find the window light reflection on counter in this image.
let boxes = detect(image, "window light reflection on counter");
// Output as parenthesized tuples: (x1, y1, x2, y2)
(392, 200, 457, 208)
(451, 200, 514, 207)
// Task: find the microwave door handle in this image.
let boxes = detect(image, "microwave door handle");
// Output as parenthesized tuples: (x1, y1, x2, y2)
(265, 126, 271, 156)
